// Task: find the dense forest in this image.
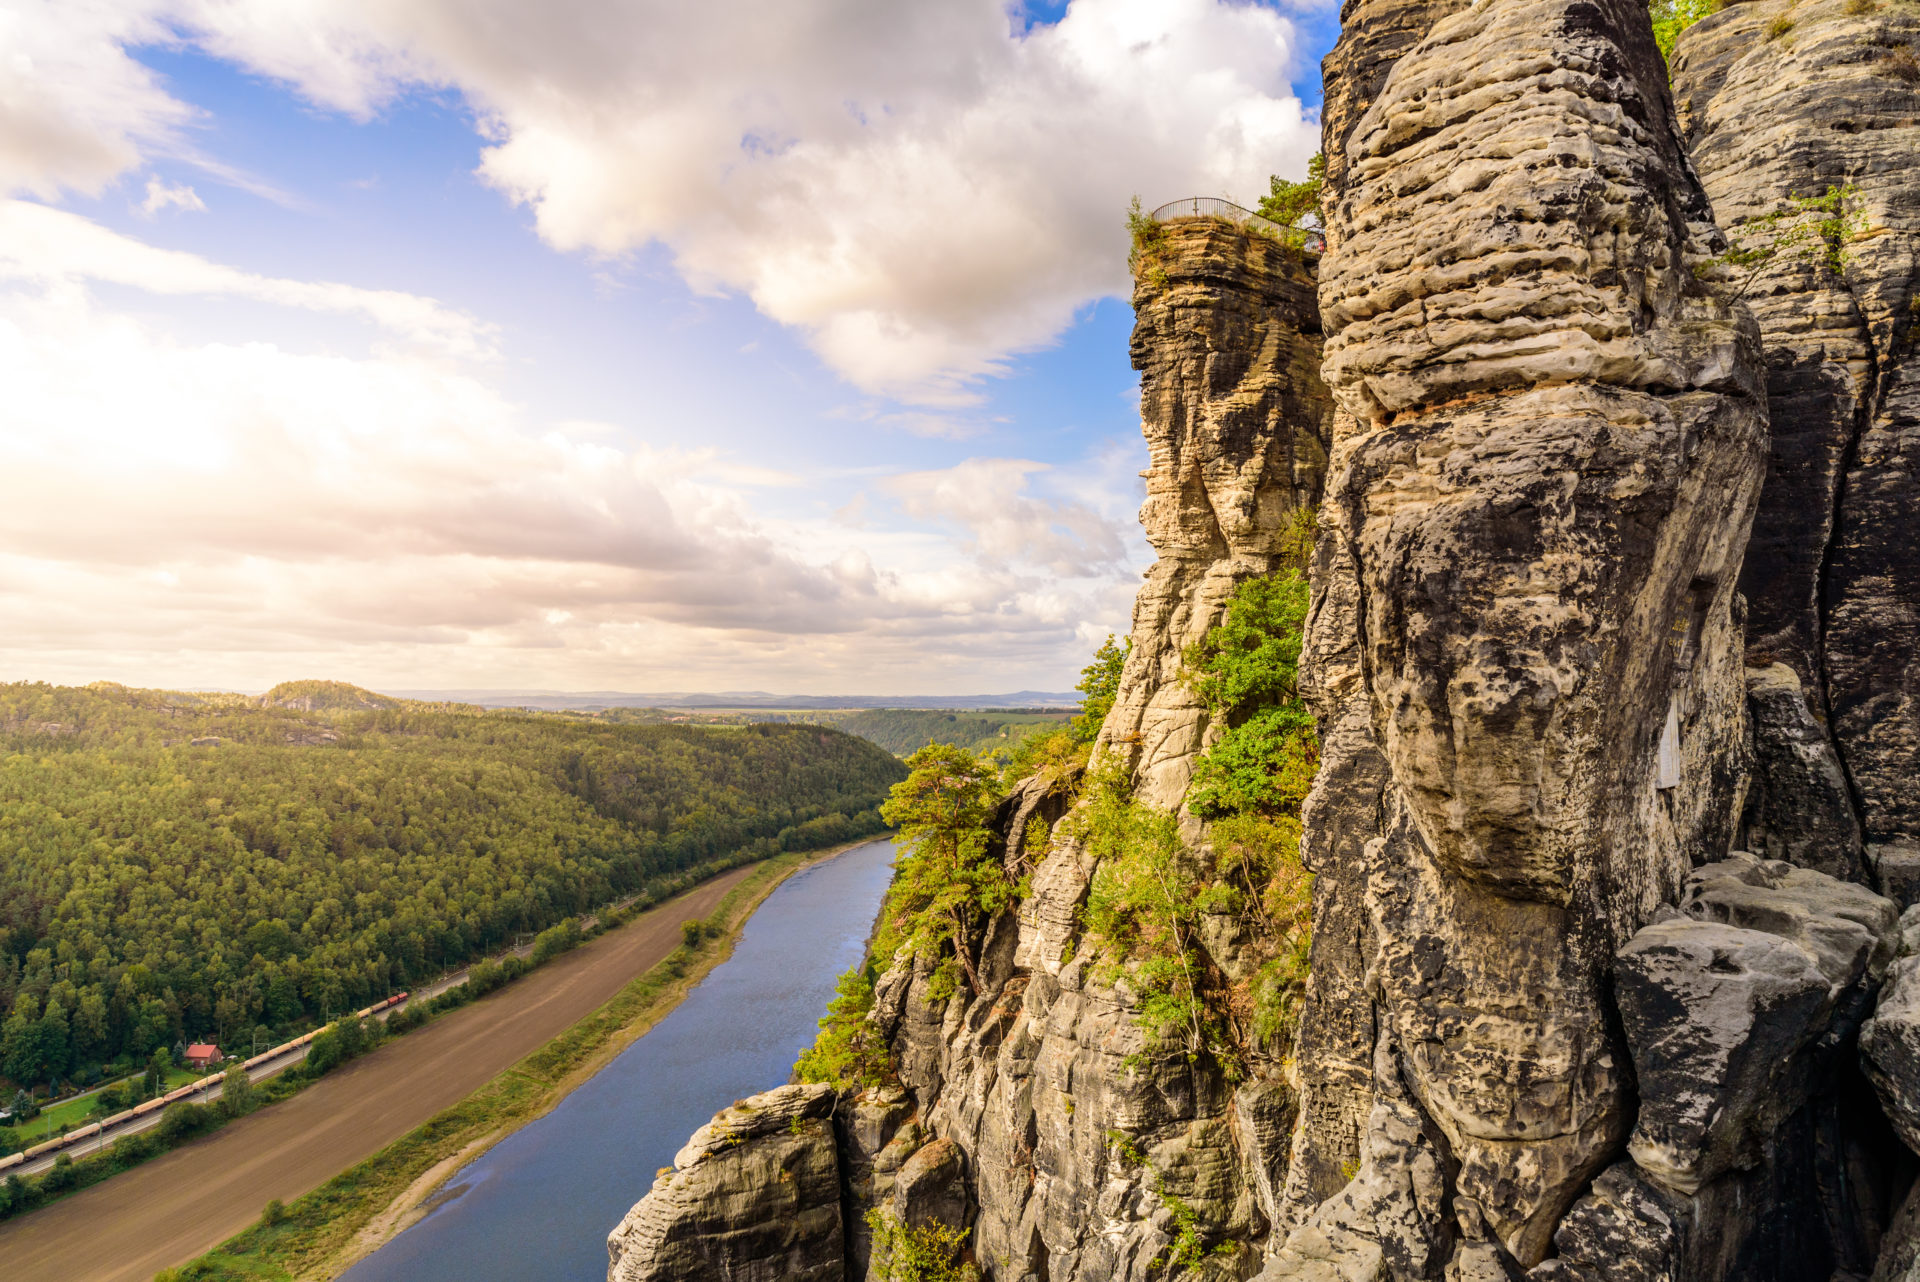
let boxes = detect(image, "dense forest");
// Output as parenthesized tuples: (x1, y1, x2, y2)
(0, 681, 902, 1093)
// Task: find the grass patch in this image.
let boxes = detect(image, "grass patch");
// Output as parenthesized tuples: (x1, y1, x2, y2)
(155, 844, 861, 1282)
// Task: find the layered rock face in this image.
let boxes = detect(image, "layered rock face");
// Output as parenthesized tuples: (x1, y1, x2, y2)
(1671, 0, 1920, 897)
(606, 1084, 845, 1282)
(1275, 0, 1770, 1273)
(1103, 219, 1332, 812)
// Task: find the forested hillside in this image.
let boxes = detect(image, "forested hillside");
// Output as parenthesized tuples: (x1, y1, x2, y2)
(0, 681, 902, 1092)
(811, 708, 1070, 758)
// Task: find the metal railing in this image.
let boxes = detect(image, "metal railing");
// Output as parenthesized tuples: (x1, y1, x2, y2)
(1148, 197, 1322, 253)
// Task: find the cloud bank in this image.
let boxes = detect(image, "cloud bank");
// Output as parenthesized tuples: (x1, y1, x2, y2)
(5, 0, 1318, 401)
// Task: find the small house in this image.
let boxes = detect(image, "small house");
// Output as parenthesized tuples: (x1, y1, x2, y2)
(184, 1043, 223, 1070)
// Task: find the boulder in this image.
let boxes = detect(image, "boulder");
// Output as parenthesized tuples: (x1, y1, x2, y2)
(1616, 918, 1831, 1194)
(1617, 857, 1897, 1194)
(1861, 906, 1920, 1155)
(606, 1083, 843, 1282)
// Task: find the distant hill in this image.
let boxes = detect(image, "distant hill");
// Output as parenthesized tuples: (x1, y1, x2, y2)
(259, 679, 400, 713)
(391, 689, 1080, 712)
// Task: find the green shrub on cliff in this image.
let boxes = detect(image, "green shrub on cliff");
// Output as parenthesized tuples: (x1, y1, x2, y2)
(1256, 153, 1325, 239)
(794, 967, 895, 1090)
(1652, 0, 1722, 60)
(865, 1210, 980, 1282)
(1078, 757, 1237, 1064)
(1178, 529, 1320, 1051)
(1702, 182, 1870, 299)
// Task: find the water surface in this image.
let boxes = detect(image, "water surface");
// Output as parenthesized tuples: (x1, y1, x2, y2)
(342, 837, 897, 1282)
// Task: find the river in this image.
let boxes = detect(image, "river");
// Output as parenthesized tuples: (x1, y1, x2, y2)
(341, 836, 898, 1282)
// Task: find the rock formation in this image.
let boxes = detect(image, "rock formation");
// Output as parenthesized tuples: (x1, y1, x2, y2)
(606, 1084, 845, 1282)
(609, 2, 1920, 1278)
(1671, 0, 1920, 901)
(1275, 0, 1769, 1270)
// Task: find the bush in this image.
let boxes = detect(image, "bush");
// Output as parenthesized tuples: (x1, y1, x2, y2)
(1651, 0, 1721, 60)
(531, 918, 582, 965)
(220, 1063, 255, 1118)
(157, 1101, 214, 1144)
(39, 1152, 76, 1193)
(866, 1210, 979, 1282)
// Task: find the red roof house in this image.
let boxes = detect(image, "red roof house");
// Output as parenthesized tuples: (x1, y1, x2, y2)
(184, 1043, 223, 1069)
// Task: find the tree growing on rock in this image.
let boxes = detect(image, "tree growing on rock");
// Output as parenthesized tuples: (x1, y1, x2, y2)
(877, 744, 1017, 999)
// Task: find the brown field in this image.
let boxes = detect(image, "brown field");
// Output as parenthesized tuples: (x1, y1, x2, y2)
(0, 863, 756, 1282)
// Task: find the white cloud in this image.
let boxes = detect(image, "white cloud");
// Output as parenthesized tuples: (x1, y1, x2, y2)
(138, 173, 204, 215)
(884, 458, 1127, 578)
(0, 0, 192, 198)
(0, 279, 1145, 691)
(0, 200, 495, 357)
(2, 0, 1316, 402)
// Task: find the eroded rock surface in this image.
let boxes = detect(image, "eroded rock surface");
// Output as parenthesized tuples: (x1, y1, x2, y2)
(606, 1084, 844, 1282)
(1674, 0, 1920, 874)
(1277, 0, 1767, 1269)
(1105, 218, 1332, 813)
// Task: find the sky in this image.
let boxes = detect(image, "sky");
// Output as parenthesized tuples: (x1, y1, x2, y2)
(0, 0, 1338, 696)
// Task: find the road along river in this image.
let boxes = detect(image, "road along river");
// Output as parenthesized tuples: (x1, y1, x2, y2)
(341, 835, 898, 1282)
(0, 859, 767, 1282)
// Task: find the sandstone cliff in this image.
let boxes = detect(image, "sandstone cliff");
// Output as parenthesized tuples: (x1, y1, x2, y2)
(1671, 0, 1920, 899)
(609, 2, 1920, 1277)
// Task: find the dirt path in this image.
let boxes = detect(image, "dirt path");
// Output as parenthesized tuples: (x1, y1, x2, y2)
(0, 864, 757, 1282)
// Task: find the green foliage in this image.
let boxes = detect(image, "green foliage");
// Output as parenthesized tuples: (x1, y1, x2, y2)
(877, 746, 1018, 999)
(794, 967, 895, 1090)
(1182, 568, 1316, 820)
(1701, 183, 1870, 299)
(531, 918, 582, 965)
(865, 1210, 980, 1282)
(1177, 554, 1321, 1052)
(1128, 196, 1172, 290)
(1651, 0, 1722, 60)
(1072, 635, 1130, 744)
(220, 1062, 254, 1119)
(0, 680, 901, 1090)
(1255, 153, 1326, 242)
(1076, 757, 1236, 1064)
(1213, 815, 1314, 1042)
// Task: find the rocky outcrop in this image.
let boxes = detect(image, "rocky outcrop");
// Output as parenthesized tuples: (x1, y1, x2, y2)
(1673, 0, 1920, 888)
(862, 218, 1331, 1282)
(1542, 857, 1899, 1282)
(606, 1084, 844, 1282)
(1106, 218, 1332, 813)
(1275, 0, 1768, 1270)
